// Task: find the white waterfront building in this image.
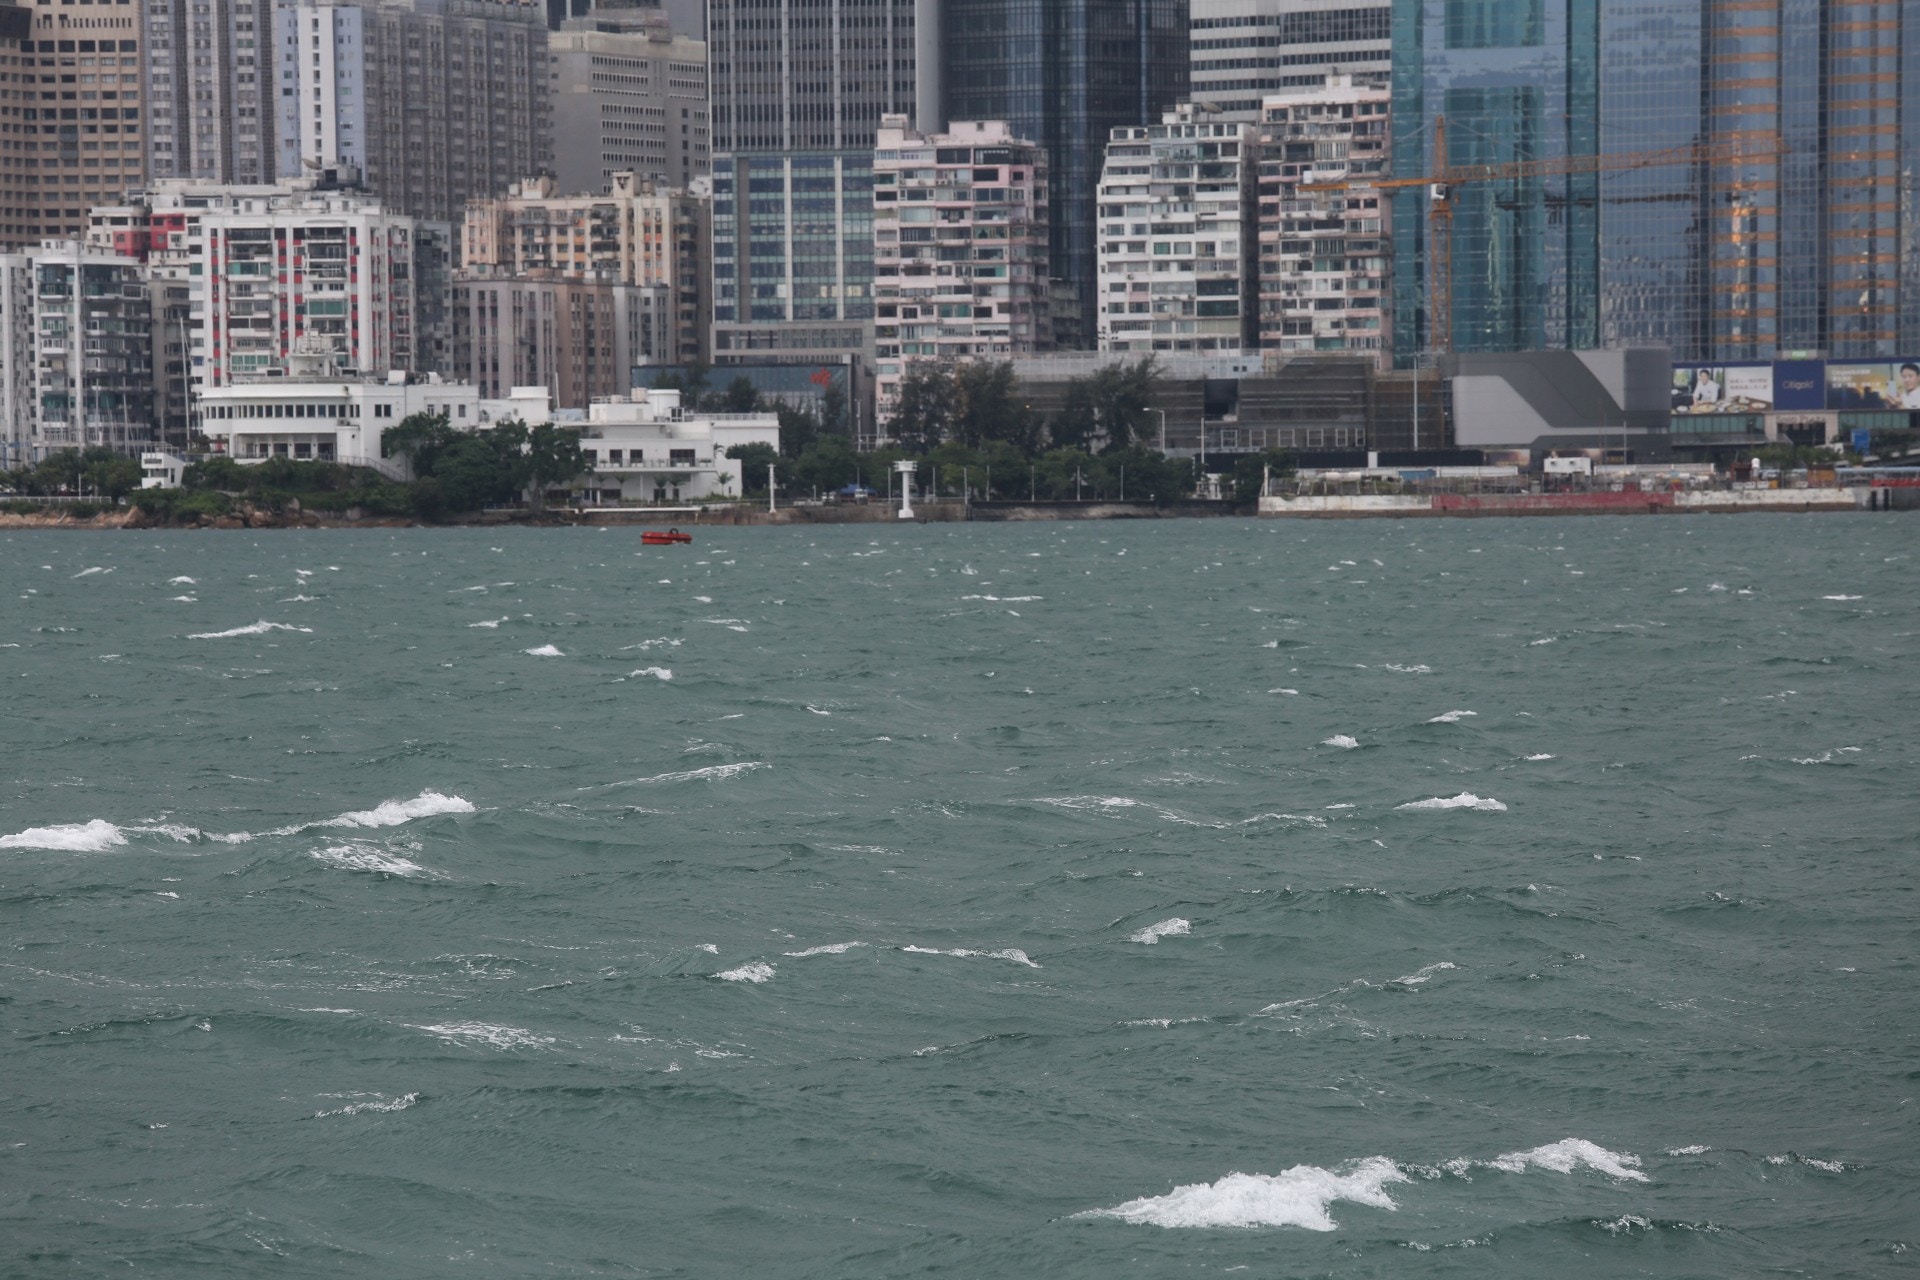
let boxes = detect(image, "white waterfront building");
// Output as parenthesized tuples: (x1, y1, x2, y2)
(198, 352, 550, 471)
(569, 388, 777, 505)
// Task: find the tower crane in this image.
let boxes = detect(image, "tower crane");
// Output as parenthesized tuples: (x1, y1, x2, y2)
(1298, 117, 1786, 355)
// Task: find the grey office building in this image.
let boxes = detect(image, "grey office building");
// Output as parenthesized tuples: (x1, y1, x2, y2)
(706, 0, 927, 364)
(1187, 0, 1389, 122)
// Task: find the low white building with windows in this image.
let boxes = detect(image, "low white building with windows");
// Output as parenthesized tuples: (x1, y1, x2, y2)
(198, 353, 550, 469)
(568, 388, 778, 505)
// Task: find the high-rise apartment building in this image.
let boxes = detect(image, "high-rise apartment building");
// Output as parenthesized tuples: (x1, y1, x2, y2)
(705, 0, 923, 364)
(0, 2, 35, 247)
(144, 0, 277, 185)
(99, 176, 449, 392)
(871, 117, 1049, 416)
(1390, 0, 1920, 364)
(0, 240, 153, 459)
(549, 1, 708, 197)
(13, 1, 145, 246)
(274, 0, 550, 225)
(1254, 74, 1388, 361)
(1188, 0, 1389, 122)
(940, 0, 1189, 346)
(457, 171, 708, 406)
(1096, 102, 1255, 355)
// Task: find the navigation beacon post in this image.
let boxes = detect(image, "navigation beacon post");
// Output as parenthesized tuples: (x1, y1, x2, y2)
(894, 460, 918, 520)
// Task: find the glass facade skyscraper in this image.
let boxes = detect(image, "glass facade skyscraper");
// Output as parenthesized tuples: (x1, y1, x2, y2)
(941, 0, 1189, 346)
(1391, 0, 1920, 363)
(706, 0, 922, 362)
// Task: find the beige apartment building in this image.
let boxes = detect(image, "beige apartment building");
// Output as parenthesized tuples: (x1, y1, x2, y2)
(457, 171, 709, 409)
(2, 0, 145, 247)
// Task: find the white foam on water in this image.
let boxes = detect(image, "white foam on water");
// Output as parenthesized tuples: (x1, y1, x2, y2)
(1821, 595, 1862, 601)
(189, 621, 313, 639)
(696, 943, 719, 954)
(629, 667, 674, 681)
(1791, 747, 1862, 765)
(414, 1021, 554, 1050)
(130, 823, 203, 843)
(1262, 640, 1279, 649)
(1530, 637, 1557, 646)
(631, 761, 768, 784)
(1268, 688, 1299, 696)
(72, 566, 110, 578)
(313, 1092, 418, 1118)
(280, 595, 315, 603)
(1129, 918, 1191, 945)
(1487, 1139, 1647, 1182)
(715, 962, 775, 983)
(1385, 663, 1432, 674)
(1523, 753, 1555, 761)
(168, 576, 196, 585)
(311, 844, 437, 878)
(1426, 709, 1477, 724)
(321, 791, 474, 830)
(0, 819, 127, 852)
(900, 945, 1040, 968)
(1392, 961, 1458, 986)
(621, 637, 683, 651)
(783, 941, 866, 957)
(170, 595, 196, 602)
(1398, 793, 1506, 812)
(1665, 1145, 1710, 1156)
(524, 644, 564, 657)
(1085, 1157, 1408, 1231)
(469, 618, 508, 629)
(694, 595, 713, 603)
(806, 705, 831, 715)
(1321, 735, 1359, 749)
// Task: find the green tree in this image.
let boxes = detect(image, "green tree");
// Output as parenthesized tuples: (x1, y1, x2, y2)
(525, 422, 590, 509)
(1229, 447, 1296, 506)
(721, 376, 763, 414)
(775, 401, 824, 458)
(725, 442, 782, 497)
(951, 361, 1040, 452)
(888, 365, 956, 453)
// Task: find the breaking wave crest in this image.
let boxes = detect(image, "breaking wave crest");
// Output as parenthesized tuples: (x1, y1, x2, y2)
(188, 621, 313, 639)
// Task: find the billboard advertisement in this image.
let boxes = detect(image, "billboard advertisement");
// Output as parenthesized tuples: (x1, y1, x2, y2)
(1773, 360, 1827, 411)
(1671, 364, 1774, 415)
(1826, 361, 1920, 411)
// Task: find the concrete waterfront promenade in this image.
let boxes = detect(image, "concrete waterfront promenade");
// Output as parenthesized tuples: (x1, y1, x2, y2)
(1255, 489, 1865, 518)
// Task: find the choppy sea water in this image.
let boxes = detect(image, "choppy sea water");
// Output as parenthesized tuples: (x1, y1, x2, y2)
(2, 517, 1915, 1278)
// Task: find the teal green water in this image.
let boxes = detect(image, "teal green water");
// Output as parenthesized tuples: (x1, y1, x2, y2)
(1, 517, 1915, 1277)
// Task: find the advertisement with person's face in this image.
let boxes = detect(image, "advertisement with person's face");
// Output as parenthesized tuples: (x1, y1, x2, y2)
(1827, 362, 1920, 410)
(1672, 364, 1773, 414)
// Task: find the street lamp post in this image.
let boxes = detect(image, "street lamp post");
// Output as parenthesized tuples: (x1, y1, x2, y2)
(1149, 407, 1167, 453)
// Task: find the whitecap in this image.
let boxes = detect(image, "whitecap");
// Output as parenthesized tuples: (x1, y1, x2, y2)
(782, 941, 866, 957)
(899, 945, 1040, 969)
(71, 566, 110, 578)
(413, 1022, 553, 1050)
(1530, 637, 1557, 646)
(1268, 688, 1299, 696)
(0, 819, 127, 852)
(1821, 595, 1862, 601)
(1085, 1157, 1407, 1231)
(630, 762, 768, 785)
(523, 644, 564, 657)
(1523, 753, 1555, 761)
(1791, 747, 1862, 765)
(170, 596, 196, 603)
(311, 845, 436, 878)
(806, 705, 831, 715)
(629, 667, 673, 681)
(715, 962, 775, 983)
(1321, 735, 1359, 750)
(168, 576, 196, 585)
(1129, 918, 1190, 945)
(320, 791, 474, 830)
(1426, 710, 1477, 724)
(696, 943, 719, 954)
(1384, 663, 1432, 674)
(313, 1092, 418, 1118)
(189, 621, 313, 640)
(1392, 961, 1458, 986)
(1487, 1139, 1647, 1182)
(469, 618, 508, 629)
(1397, 793, 1506, 812)
(1665, 1145, 1710, 1156)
